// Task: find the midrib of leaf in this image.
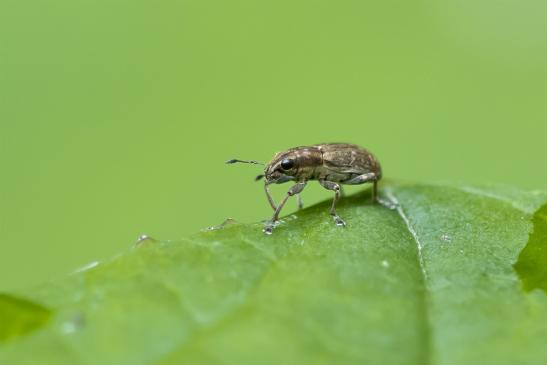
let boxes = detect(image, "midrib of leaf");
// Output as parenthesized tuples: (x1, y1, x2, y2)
(392, 184, 547, 365)
(385, 187, 433, 365)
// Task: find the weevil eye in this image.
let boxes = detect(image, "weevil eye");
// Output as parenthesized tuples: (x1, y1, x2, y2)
(280, 158, 295, 170)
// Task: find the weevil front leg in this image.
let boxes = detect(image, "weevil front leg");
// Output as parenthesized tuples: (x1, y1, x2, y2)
(264, 183, 304, 211)
(264, 181, 307, 235)
(264, 183, 277, 211)
(319, 180, 346, 227)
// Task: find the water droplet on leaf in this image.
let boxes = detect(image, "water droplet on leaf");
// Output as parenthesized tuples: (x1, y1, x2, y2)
(134, 235, 157, 247)
(440, 234, 452, 243)
(203, 218, 239, 231)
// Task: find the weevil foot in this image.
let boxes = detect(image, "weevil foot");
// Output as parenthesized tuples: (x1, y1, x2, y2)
(263, 221, 276, 235)
(333, 215, 346, 227)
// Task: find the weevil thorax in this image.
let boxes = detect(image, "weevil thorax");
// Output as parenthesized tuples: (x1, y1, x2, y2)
(264, 146, 322, 184)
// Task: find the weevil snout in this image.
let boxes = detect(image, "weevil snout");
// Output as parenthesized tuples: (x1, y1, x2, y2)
(265, 174, 294, 184)
(262, 166, 295, 185)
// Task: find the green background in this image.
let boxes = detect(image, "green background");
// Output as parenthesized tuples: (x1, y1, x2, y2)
(1, 0, 546, 291)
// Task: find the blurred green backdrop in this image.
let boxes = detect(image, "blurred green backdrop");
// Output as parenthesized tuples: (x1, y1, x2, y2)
(1, 0, 546, 290)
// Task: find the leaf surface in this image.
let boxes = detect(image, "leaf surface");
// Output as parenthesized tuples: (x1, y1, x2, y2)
(1, 183, 546, 365)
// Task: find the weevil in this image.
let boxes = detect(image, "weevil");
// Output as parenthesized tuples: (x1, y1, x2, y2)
(226, 143, 382, 235)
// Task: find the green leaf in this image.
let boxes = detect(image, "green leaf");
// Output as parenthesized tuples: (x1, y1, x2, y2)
(0, 294, 52, 342)
(514, 202, 547, 292)
(1, 183, 546, 365)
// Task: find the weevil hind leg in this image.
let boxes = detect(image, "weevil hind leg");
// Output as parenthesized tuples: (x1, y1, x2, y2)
(372, 180, 378, 204)
(319, 180, 346, 227)
(343, 172, 377, 185)
(342, 173, 383, 205)
(296, 194, 304, 210)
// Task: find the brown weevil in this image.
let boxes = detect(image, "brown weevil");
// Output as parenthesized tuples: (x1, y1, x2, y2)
(227, 143, 382, 235)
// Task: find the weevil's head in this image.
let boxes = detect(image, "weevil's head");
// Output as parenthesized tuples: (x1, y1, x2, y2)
(227, 147, 321, 184)
(260, 152, 299, 184)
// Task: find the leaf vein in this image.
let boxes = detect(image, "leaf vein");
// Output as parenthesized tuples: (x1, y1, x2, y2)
(385, 188, 432, 365)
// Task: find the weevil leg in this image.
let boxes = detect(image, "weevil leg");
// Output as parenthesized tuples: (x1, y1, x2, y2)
(319, 180, 346, 227)
(264, 181, 307, 235)
(343, 172, 377, 185)
(296, 194, 304, 210)
(343, 173, 381, 204)
(264, 183, 277, 211)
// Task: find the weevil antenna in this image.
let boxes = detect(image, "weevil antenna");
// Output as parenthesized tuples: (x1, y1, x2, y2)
(225, 159, 265, 166)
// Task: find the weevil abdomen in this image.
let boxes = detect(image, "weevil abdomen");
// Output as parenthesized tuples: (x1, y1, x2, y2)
(313, 143, 382, 183)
